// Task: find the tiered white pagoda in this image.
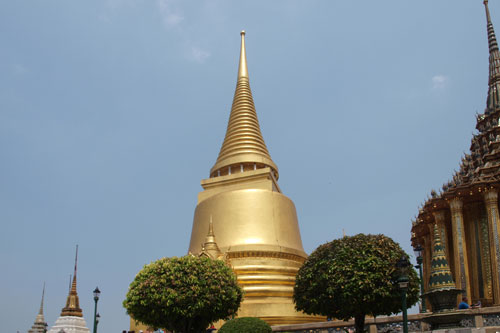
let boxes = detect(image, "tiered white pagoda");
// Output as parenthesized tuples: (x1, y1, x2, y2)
(48, 247, 90, 333)
(28, 284, 48, 333)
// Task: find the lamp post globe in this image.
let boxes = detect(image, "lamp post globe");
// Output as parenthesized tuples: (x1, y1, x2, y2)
(93, 287, 100, 301)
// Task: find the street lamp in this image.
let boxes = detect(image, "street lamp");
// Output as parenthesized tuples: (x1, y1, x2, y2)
(93, 287, 101, 333)
(396, 255, 410, 333)
(413, 244, 426, 313)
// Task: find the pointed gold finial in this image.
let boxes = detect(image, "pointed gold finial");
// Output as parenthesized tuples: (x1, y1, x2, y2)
(483, 0, 500, 109)
(39, 282, 45, 315)
(238, 30, 248, 78)
(210, 31, 279, 179)
(485, 0, 492, 24)
(208, 215, 215, 237)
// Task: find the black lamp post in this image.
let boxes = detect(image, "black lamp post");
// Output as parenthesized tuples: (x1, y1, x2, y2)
(396, 255, 410, 333)
(413, 244, 426, 313)
(93, 287, 101, 333)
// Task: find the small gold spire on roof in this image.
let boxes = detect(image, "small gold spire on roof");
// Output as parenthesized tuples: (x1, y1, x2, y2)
(199, 216, 222, 259)
(39, 282, 45, 316)
(210, 30, 279, 179)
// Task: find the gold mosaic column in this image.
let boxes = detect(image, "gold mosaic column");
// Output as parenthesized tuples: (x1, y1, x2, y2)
(484, 189, 500, 304)
(422, 234, 432, 310)
(449, 198, 471, 302)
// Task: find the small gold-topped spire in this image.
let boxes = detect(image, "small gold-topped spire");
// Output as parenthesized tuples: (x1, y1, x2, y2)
(484, 0, 498, 52)
(211, 31, 278, 179)
(485, 0, 492, 23)
(199, 216, 222, 259)
(28, 283, 48, 333)
(39, 282, 45, 316)
(60, 245, 83, 317)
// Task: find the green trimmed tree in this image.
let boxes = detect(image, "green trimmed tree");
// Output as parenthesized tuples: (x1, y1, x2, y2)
(123, 256, 243, 333)
(294, 234, 419, 332)
(219, 317, 272, 333)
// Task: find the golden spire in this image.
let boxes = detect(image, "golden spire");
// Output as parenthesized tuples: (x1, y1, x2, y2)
(210, 31, 279, 179)
(484, 0, 500, 109)
(39, 282, 45, 316)
(238, 31, 248, 78)
(61, 245, 83, 317)
(199, 216, 222, 259)
(28, 283, 48, 333)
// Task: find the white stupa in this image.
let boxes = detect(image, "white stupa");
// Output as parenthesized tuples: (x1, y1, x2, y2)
(48, 246, 90, 333)
(28, 283, 48, 333)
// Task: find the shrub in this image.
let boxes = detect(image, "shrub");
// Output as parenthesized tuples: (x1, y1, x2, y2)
(218, 317, 272, 333)
(123, 256, 243, 333)
(294, 234, 419, 332)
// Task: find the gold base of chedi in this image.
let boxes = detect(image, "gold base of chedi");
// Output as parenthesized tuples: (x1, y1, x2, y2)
(189, 168, 323, 325)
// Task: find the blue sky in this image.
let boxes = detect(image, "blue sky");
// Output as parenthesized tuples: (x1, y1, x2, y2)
(0, 1, 496, 332)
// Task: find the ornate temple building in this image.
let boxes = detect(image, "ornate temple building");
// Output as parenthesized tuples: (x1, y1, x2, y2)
(188, 31, 320, 325)
(411, 0, 500, 310)
(28, 284, 48, 333)
(48, 247, 90, 333)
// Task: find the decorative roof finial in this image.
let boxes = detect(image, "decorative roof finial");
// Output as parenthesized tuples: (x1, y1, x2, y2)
(39, 282, 45, 316)
(208, 215, 215, 237)
(199, 216, 222, 259)
(72, 245, 78, 292)
(210, 31, 279, 179)
(484, 0, 500, 110)
(238, 30, 248, 78)
(485, 0, 498, 51)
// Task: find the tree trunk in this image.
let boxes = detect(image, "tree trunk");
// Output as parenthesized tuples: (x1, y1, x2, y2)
(354, 313, 365, 332)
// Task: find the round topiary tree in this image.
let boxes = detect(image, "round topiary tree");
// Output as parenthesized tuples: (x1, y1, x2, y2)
(294, 234, 419, 332)
(219, 317, 272, 333)
(123, 255, 243, 333)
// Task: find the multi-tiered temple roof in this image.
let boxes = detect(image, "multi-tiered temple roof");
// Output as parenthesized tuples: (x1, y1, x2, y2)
(412, 0, 500, 235)
(411, 1, 500, 308)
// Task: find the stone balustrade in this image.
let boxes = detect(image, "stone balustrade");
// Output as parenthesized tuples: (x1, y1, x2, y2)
(271, 306, 500, 332)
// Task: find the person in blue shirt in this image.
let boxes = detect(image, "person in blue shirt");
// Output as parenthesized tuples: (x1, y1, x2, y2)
(458, 297, 470, 309)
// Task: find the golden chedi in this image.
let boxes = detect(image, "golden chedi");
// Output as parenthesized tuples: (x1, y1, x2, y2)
(188, 31, 321, 325)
